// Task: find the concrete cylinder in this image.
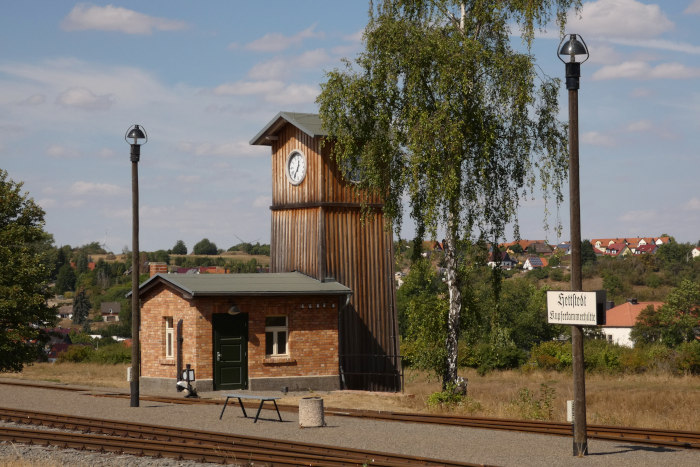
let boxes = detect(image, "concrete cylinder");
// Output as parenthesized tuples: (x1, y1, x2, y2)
(298, 397, 325, 428)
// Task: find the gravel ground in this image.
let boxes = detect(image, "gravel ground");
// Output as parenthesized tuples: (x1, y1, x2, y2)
(0, 379, 698, 467)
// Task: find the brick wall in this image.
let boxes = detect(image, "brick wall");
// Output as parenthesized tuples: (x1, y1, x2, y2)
(140, 283, 340, 385)
(149, 262, 168, 277)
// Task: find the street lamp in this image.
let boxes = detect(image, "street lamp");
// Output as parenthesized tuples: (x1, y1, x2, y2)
(125, 124, 147, 408)
(558, 34, 589, 457)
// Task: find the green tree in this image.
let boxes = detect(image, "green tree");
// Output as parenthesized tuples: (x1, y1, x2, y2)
(72, 289, 91, 326)
(602, 271, 624, 300)
(171, 240, 187, 255)
(631, 280, 700, 347)
(148, 249, 170, 264)
(55, 263, 77, 294)
(399, 258, 449, 376)
(0, 169, 57, 372)
(74, 250, 89, 274)
(318, 0, 576, 387)
(581, 240, 597, 266)
(193, 238, 218, 255)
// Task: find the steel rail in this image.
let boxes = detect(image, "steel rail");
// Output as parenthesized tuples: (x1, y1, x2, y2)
(0, 407, 478, 467)
(1, 379, 698, 450)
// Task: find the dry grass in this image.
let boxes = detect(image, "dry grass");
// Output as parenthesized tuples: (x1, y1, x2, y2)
(6, 364, 699, 431)
(11, 362, 130, 389)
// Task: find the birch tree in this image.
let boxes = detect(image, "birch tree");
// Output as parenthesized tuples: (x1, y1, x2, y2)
(318, 0, 578, 388)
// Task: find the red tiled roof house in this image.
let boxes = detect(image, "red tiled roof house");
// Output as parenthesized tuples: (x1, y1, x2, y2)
(602, 299, 663, 347)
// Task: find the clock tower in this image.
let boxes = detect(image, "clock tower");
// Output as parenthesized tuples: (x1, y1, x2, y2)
(251, 112, 400, 391)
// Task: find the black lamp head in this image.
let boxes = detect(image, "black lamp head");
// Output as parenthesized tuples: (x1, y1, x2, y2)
(558, 34, 589, 64)
(125, 124, 148, 146)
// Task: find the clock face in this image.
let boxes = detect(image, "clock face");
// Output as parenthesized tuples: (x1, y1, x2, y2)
(286, 151, 306, 185)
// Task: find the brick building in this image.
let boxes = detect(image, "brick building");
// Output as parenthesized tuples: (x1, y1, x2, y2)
(138, 272, 350, 393)
(137, 112, 399, 393)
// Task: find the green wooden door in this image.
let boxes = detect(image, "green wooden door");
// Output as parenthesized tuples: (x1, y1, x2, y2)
(213, 313, 248, 390)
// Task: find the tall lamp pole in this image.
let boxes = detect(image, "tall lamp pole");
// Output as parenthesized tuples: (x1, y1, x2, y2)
(558, 34, 589, 457)
(125, 124, 147, 408)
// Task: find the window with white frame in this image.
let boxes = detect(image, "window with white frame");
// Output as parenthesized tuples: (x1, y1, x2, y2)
(265, 316, 288, 356)
(165, 317, 174, 358)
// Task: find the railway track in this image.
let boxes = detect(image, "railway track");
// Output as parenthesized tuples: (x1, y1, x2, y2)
(0, 407, 479, 466)
(1, 379, 698, 451)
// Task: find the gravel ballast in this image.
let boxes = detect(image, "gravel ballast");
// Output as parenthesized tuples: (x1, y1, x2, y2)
(0, 380, 698, 467)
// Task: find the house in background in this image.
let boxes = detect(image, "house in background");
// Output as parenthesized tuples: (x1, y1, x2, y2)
(555, 242, 571, 254)
(523, 256, 548, 270)
(604, 242, 631, 257)
(633, 244, 658, 255)
(487, 251, 516, 270)
(57, 305, 73, 320)
(602, 299, 663, 347)
(100, 302, 121, 322)
(692, 247, 700, 259)
(501, 239, 552, 255)
(591, 236, 670, 255)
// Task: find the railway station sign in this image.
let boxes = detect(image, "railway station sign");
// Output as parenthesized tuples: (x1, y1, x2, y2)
(546, 291, 606, 326)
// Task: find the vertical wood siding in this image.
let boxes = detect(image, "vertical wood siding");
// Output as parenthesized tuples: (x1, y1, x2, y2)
(269, 122, 400, 390)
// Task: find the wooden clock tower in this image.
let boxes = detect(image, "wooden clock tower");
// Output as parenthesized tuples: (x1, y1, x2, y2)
(251, 112, 400, 391)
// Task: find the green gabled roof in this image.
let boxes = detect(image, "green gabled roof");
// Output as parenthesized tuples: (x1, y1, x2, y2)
(136, 272, 351, 298)
(250, 112, 326, 146)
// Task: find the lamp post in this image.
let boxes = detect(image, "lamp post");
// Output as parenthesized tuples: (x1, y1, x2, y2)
(125, 124, 147, 408)
(558, 33, 589, 457)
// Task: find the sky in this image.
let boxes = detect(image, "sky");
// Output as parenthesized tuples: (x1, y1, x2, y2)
(1, 0, 699, 253)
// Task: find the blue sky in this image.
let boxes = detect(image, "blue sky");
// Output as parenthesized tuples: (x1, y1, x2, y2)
(1, 1, 699, 253)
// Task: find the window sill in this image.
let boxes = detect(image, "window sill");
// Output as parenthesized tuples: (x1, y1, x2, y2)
(159, 358, 176, 366)
(263, 356, 296, 365)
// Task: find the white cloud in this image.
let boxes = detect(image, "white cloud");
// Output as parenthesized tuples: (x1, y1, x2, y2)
(37, 198, 56, 210)
(625, 120, 652, 132)
(97, 148, 115, 159)
(685, 0, 700, 14)
(587, 44, 621, 65)
(247, 49, 332, 80)
(212, 78, 318, 106)
(609, 38, 700, 55)
(570, 0, 673, 39)
(344, 29, 364, 43)
(47, 145, 81, 159)
(630, 87, 652, 98)
(581, 131, 615, 147)
(0, 59, 176, 110)
(252, 195, 271, 208)
(297, 49, 331, 68)
(592, 61, 700, 80)
(177, 140, 264, 158)
(61, 4, 187, 35)
(213, 80, 285, 96)
(683, 197, 700, 211)
(56, 87, 113, 110)
(19, 94, 46, 106)
(242, 24, 324, 52)
(266, 83, 319, 106)
(176, 175, 201, 184)
(69, 181, 126, 196)
(620, 209, 657, 222)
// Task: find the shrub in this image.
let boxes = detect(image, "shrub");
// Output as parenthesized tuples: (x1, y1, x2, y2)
(93, 343, 131, 364)
(528, 341, 572, 371)
(674, 341, 700, 375)
(460, 329, 527, 375)
(584, 339, 623, 373)
(510, 383, 556, 421)
(57, 345, 94, 363)
(427, 387, 464, 408)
